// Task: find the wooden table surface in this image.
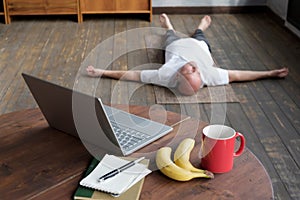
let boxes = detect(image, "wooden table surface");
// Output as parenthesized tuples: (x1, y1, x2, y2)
(0, 106, 273, 200)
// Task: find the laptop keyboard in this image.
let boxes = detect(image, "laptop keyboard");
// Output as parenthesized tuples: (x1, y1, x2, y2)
(110, 121, 151, 150)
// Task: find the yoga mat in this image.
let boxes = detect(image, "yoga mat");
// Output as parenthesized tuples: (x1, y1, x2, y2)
(153, 85, 239, 104)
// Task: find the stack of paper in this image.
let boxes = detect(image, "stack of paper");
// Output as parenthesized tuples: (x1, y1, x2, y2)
(79, 154, 151, 196)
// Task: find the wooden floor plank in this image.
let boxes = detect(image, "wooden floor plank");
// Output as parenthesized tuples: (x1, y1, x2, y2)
(95, 18, 116, 104)
(126, 18, 156, 106)
(0, 21, 42, 114)
(17, 21, 61, 110)
(110, 18, 128, 105)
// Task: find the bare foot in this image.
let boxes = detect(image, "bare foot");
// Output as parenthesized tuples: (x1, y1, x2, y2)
(198, 15, 212, 31)
(86, 66, 104, 77)
(270, 67, 289, 78)
(160, 13, 174, 30)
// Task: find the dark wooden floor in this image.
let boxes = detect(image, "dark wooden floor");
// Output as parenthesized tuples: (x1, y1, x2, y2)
(0, 13, 299, 199)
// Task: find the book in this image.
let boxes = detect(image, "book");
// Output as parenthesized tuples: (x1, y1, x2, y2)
(74, 155, 150, 200)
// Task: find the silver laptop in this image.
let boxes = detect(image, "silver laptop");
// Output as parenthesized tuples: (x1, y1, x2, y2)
(22, 73, 173, 156)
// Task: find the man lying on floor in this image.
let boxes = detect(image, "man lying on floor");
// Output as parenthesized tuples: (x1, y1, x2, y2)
(86, 13, 289, 96)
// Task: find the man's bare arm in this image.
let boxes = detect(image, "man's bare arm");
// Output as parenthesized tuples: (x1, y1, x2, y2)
(228, 67, 289, 83)
(86, 66, 141, 82)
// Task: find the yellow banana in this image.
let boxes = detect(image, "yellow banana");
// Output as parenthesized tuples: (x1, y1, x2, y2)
(156, 147, 213, 181)
(174, 138, 206, 173)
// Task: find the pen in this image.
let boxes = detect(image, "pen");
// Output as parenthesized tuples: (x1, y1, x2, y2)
(97, 157, 145, 182)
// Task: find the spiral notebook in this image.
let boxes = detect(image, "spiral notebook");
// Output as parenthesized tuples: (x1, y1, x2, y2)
(79, 154, 151, 196)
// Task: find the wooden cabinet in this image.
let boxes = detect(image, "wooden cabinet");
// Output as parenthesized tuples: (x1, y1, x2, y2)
(5, 0, 80, 23)
(1, 0, 8, 23)
(79, 0, 152, 22)
(3, 0, 152, 24)
(116, 0, 150, 12)
(80, 0, 114, 13)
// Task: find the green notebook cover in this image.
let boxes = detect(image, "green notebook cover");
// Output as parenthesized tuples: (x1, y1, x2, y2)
(73, 157, 147, 200)
(74, 158, 99, 199)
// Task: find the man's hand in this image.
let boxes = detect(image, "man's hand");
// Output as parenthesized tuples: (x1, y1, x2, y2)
(86, 66, 104, 77)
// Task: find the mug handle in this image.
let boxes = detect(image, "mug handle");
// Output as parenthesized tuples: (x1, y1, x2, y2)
(233, 132, 245, 157)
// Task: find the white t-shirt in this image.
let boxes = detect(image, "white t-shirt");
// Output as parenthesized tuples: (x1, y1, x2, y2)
(140, 38, 229, 88)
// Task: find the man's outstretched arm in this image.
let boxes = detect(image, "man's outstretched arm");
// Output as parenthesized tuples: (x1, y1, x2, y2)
(86, 66, 141, 82)
(228, 67, 289, 83)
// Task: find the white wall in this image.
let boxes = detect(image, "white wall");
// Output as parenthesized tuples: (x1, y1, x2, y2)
(152, 0, 267, 7)
(267, 0, 288, 19)
(267, 0, 300, 37)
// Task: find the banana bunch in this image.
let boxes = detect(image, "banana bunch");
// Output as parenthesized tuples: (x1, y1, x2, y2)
(156, 138, 214, 181)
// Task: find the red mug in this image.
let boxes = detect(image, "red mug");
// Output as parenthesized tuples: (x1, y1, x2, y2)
(200, 125, 245, 173)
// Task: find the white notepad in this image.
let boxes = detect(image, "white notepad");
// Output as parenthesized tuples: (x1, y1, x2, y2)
(79, 154, 151, 196)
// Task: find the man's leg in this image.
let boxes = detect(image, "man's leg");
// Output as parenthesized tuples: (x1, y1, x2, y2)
(160, 13, 181, 48)
(191, 15, 212, 52)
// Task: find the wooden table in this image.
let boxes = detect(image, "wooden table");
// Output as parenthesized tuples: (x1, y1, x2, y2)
(0, 106, 273, 200)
